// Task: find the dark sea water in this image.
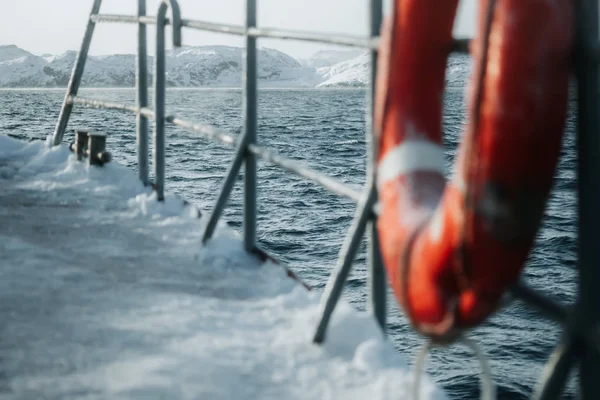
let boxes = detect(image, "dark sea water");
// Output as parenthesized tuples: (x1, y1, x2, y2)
(0, 87, 579, 399)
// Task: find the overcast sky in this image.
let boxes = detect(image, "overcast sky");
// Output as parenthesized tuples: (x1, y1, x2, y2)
(1, 0, 476, 59)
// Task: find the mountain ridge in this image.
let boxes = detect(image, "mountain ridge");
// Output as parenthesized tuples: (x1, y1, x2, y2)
(0, 44, 471, 88)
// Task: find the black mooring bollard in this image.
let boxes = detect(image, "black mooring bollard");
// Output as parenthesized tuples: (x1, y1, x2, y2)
(69, 128, 90, 161)
(87, 132, 111, 166)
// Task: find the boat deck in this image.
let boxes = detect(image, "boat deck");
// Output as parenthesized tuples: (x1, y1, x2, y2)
(0, 135, 444, 399)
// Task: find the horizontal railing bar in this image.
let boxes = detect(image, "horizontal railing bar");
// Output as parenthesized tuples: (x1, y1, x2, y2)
(68, 95, 377, 210)
(90, 14, 160, 25)
(91, 13, 374, 48)
(248, 27, 377, 49)
(90, 14, 144, 24)
(68, 95, 140, 113)
(90, 13, 474, 52)
(67, 96, 236, 146)
(246, 144, 362, 204)
(166, 116, 236, 147)
(510, 281, 569, 323)
(182, 19, 246, 35)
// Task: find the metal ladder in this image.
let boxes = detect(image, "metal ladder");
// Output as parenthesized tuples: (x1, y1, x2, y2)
(50, 0, 600, 398)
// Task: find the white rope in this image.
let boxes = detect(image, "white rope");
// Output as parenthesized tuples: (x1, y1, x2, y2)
(462, 337, 496, 400)
(412, 337, 496, 400)
(412, 340, 431, 400)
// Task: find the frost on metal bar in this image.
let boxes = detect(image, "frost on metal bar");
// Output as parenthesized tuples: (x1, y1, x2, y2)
(248, 27, 377, 49)
(66, 95, 361, 205)
(88, 12, 477, 53)
(67, 96, 140, 114)
(67, 96, 238, 147)
(182, 19, 245, 35)
(90, 14, 144, 24)
(247, 144, 362, 204)
(166, 116, 237, 147)
(89, 12, 375, 48)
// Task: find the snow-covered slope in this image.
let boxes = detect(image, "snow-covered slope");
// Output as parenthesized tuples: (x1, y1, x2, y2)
(0, 45, 50, 87)
(316, 52, 370, 88)
(165, 46, 320, 87)
(0, 45, 321, 88)
(316, 52, 473, 88)
(0, 133, 446, 399)
(299, 49, 364, 68)
(43, 51, 138, 87)
(0, 44, 474, 88)
(0, 44, 35, 62)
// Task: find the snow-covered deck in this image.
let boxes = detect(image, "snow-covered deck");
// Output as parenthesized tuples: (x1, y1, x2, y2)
(0, 135, 445, 399)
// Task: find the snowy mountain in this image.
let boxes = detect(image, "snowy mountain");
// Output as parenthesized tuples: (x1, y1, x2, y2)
(0, 44, 473, 88)
(299, 49, 364, 68)
(164, 46, 320, 87)
(42, 51, 138, 87)
(0, 45, 320, 88)
(316, 52, 370, 88)
(0, 45, 50, 87)
(316, 52, 473, 88)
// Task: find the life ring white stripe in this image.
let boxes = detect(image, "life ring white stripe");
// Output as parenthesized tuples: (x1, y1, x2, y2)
(377, 141, 445, 187)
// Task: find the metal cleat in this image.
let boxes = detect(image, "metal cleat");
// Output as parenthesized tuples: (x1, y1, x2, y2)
(87, 132, 111, 167)
(68, 128, 90, 161)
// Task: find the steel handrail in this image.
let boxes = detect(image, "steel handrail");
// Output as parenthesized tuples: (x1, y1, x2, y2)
(50, 0, 600, 398)
(66, 95, 363, 203)
(88, 12, 478, 54)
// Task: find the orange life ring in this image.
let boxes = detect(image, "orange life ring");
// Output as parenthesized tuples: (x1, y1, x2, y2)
(375, 0, 574, 340)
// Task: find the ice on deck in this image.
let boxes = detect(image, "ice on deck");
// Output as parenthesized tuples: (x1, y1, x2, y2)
(0, 135, 446, 399)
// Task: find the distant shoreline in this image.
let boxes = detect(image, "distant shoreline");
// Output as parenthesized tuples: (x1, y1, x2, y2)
(0, 86, 370, 91)
(0, 86, 470, 91)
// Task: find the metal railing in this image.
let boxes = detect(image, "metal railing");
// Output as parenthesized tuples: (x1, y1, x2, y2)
(50, 0, 600, 398)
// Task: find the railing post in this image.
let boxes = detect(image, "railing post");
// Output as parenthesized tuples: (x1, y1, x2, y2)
(51, 0, 103, 146)
(154, 0, 182, 201)
(243, 0, 258, 252)
(575, 0, 600, 397)
(203, 134, 249, 243)
(313, 187, 377, 343)
(366, 0, 386, 332)
(534, 337, 578, 400)
(137, 0, 149, 185)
